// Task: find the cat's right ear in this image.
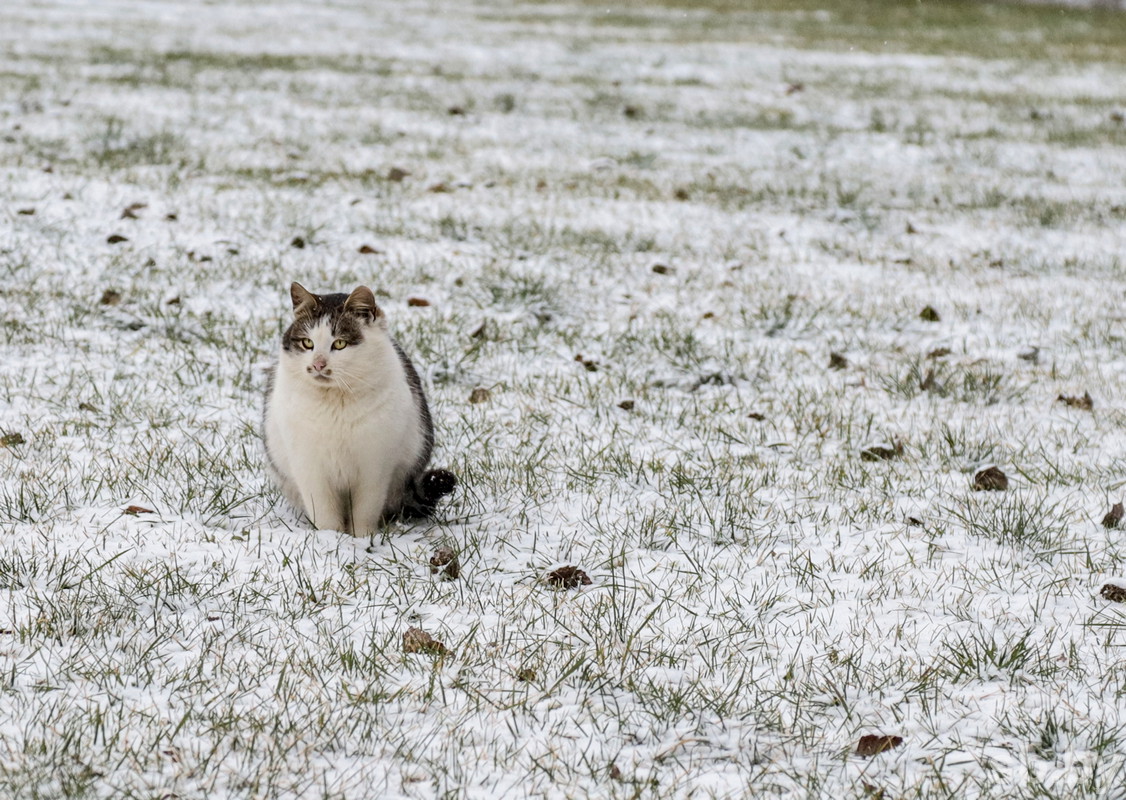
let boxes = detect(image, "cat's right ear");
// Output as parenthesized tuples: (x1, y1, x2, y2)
(290, 282, 318, 318)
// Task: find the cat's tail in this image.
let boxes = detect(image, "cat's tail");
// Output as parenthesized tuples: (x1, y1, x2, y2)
(401, 468, 458, 519)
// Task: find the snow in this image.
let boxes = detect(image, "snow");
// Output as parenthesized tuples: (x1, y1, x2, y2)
(2, 0, 1126, 797)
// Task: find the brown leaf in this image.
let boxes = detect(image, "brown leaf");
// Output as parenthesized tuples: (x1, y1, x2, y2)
(855, 734, 904, 757)
(1101, 584, 1126, 603)
(106, 234, 129, 244)
(427, 182, 452, 193)
(99, 289, 122, 306)
(906, 516, 924, 527)
(905, 221, 918, 234)
(1018, 346, 1040, 363)
(120, 202, 147, 219)
(16, 207, 35, 216)
(919, 305, 941, 322)
(574, 354, 598, 372)
(618, 400, 635, 411)
(290, 236, 306, 249)
(545, 565, 592, 590)
(861, 441, 903, 462)
(651, 263, 673, 275)
(747, 412, 766, 421)
(973, 466, 1009, 491)
(402, 627, 448, 655)
(927, 347, 951, 359)
(1, 432, 25, 447)
(469, 387, 491, 404)
(386, 167, 410, 182)
(623, 104, 642, 119)
(828, 352, 848, 370)
(123, 505, 154, 516)
(429, 547, 460, 580)
(357, 244, 383, 255)
(785, 82, 804, 95)
(447, 105, 466, 116)
(609, 764, 624, 781)
(1057, 392, 1093, 412)
(469, 320, 488, 339)
(164, 213, 178, 221)
(1102, 502, 1124, 529)
(673, 187, 690, 201)
(407, 297, 431, 307)
(515, 668, 537, 682)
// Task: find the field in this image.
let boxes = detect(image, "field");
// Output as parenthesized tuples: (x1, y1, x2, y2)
(3, 0, 1126, 797)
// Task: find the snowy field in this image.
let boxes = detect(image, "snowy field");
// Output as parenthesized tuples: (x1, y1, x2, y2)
(3, 0, 1126, 797)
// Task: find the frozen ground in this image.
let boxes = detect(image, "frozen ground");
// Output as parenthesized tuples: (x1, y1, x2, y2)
(2, 0, 1126, 797)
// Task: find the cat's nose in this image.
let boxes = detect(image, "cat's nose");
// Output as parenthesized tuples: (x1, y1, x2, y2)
(311, 355, 328, 373)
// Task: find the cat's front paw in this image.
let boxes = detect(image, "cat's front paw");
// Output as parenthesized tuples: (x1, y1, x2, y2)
(421, 468, 457, 501)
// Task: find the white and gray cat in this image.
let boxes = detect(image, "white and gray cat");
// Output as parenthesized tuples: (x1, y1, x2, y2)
(264, 282, 456, 535)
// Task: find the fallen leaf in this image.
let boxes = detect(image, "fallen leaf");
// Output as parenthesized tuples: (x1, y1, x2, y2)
(919, 305, 941, 322)
(447, 105, 466, 116)
(906, 516, 924, 527)
(516, 668, 536, 682)
(407, 297, 431, 308)
(623, 104, 642, 119)
(574, 354, 599, 372)
(1018, 347, 1040, 363)
(106, 234, 129, 244)
(828, 352, 848, 370)
(855, 734, 904, 757)
(469, 387, 491, 404)
(78, 402, 99, 412)
(785, 82, 804, 95)
(1100, 584, 1126, 603)
(618, 400, 635, 411)
(17, 207, 35, 216)
(120, 202, 147, 219)
(673, 187, 690, 201)
(1057, 392, 1093, 411)
(358, 244, 382, 254)
(386, 166, 410, 182)
(651, 263, 673, 275)
(905, 221, 918, 234)
(747, 412, 766, 421)
(402, 627, 449, 655)
(99, 289, 122, 306)
(469, 320, 488, 339)
(545, 565, 592, 590)
(861, 444, 901, 462)
(429, 547, 460, 580)
(123, 505, 154, 516)
(290, 236, 306, 249)
(973, 466, 1009, 492)
(1102, 502, 1124, 529)
(927, 347, 951, 359)
(427, 182, 451, 193)
(164, 213, 178, 221)
(1, 432, 25, 447)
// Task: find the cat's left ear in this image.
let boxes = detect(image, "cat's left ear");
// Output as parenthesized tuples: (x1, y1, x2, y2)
(344, 286, 383, 325)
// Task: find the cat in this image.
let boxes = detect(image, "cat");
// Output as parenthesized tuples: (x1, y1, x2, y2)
(264, 282, 456, 535)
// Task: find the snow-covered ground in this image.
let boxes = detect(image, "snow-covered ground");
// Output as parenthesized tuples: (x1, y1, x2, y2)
(2, 0, 1126, 797)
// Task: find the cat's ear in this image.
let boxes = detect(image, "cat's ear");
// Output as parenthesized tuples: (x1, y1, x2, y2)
(290, 282, 318, 317)
(344, 286, 383, 324)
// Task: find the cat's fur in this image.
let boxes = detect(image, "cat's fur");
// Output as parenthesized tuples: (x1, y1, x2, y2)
(264, 282, 456, 535)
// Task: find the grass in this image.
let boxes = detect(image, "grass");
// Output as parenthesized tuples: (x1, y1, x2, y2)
(1, 0, 1126, 798)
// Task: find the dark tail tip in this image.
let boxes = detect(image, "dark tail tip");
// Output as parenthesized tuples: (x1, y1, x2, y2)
(420, 468, 457, 502)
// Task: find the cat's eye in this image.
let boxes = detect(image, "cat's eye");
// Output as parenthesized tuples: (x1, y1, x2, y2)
(331, 339, 347, 350)
(300, 338, 314, 350)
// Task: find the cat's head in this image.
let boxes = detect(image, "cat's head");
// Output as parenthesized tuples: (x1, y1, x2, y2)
(280, 282, 385, 389)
